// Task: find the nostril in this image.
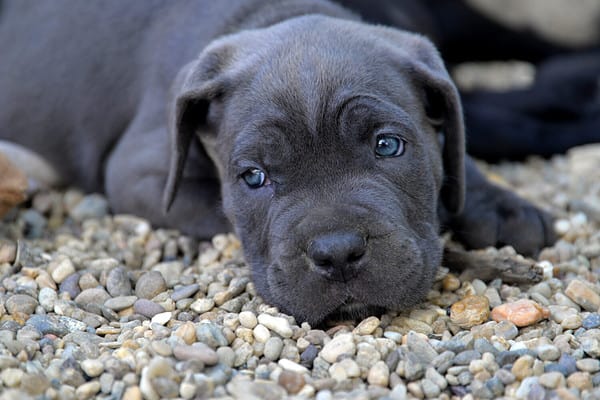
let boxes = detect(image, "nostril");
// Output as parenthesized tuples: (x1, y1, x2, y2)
(307, 231, 367, 278)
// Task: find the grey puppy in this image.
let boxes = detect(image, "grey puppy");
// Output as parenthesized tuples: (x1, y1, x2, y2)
(0, 0, 554, 324)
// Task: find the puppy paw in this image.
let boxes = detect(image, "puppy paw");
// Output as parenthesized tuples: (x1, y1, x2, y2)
(448, 183, 556, 257)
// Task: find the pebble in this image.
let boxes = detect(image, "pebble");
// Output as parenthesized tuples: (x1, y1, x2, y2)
(75, 288, 111, 307)
(49, 258, 76, 284)
(239, 311, 258, 329)
(565, 279, 600, 311)
(264, 337, 284, 361)
(69, 194, 108, 220)
(367, 361, 390, 386)
(104, 295, 137, 311)
(320, 333, 356, 363)
(450, 295, 490, 328)
(583, 313, 600, 329)
(173, 343, 218, 365)
(135, 271, 167, 299)
(491, 299, 550, 327)
(536, 344, 561, 361)
(171, 283, 199, 301)
(567, 372, 593, 390)
(106, 267, 132, 297)
(406, 331, 438, 364)
(81, 359, 104, 378)
(190, 298, 215, 314)
(539, 371, 565, 389)
(278, 370, 305, 394)
(257, 314, 293, 338)
(354, 316, 380, 335)
(59, 273, 81, 299)
(196, 322, 228, 349)
(576, 359, 600, 373)
(133, 299, 165, 318)
(5, 294, 38, 315)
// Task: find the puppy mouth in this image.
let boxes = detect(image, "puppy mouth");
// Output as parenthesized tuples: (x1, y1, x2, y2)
(322, 298, 385, 325)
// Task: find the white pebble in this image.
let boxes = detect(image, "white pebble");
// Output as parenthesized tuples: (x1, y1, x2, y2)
(239, 311, 258, 329)
(278, 359, 309, 374)
(257, 314, 293, 338)
(151, 311, 172, 325)
(253, 324, 271, 343)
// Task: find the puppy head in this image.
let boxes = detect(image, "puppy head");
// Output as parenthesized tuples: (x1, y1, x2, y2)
(165, 15, 465, 324)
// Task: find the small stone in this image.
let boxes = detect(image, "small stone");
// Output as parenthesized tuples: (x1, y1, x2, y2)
(106, 267, 132, 297)
(227, 377, 286, 400)
(69, 194, 108, 220)
(239, 311, 258, 329)
(367, 361, 390, 386)
(50, 258, 76, 284)
(566, 371, 592, 390)
(38, 287, 58, 312)
(406, 331, 438, 364)
(454, 350, 481, 365)
(264, 337, 284, 361)
(564, 279, 600, 312)
(122, 386, 142, 400)
(582, 313, 600, 329)
(561, 314, 583, 330)
(425, 367, 447, 390)
(515, 376, 539, 399)
(151, 311, 172, 325)
(279, 359, 309, 374)
(75, 288, 111, 307)
(421, 378, 441, 398)
(354, 316, 380, 335)
(253, 324, 271, 343)
(320, 333, 356, 363)
(450, 295, 490, 328)
(443, 273, 461, 291)
(75, 381, 101, 399)
(195, 322, 228, 349)
(491, 299, 550, 327)
(133, 299, 165, 318)
(135, 271, 167, 299)
(536, 344, 561, 361)
(104, 295, 137, 311)
(173, 343, 218, 365)
(581, 336, 600, 357)
(576, 358, 600, 373)
(174, 321, 197, 345)
(512, 355, 534, 380)
(190, 298, 215, 314)
(538, 372, 565, 389)
(59, 273, 81, 299)
(5, 294, 38, 315)
(278, 370, 305, 394)
(81, 359, 104, 378)
(257, 314, 293, 338)
(171, 284, 199, 302)
(26, 315, 66, 336)
(1, 368, 23, 387)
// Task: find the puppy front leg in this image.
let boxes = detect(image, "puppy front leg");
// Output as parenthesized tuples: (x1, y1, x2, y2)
(443, 156, 556, 256)
(105, 127, 230, 239)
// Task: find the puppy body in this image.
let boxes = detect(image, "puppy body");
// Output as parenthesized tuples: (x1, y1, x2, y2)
(0, 0, 553, 323)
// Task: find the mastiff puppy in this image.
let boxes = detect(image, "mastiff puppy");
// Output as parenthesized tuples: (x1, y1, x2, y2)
(0, 0, 554, 324)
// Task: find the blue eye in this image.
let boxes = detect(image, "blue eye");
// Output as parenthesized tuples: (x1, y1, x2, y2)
(241, 168, 267, 188)
(375, 134, 405, 157)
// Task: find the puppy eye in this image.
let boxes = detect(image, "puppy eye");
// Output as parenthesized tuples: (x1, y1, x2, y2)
(374, 134, 405, 158)
(241, 168, 267, 188)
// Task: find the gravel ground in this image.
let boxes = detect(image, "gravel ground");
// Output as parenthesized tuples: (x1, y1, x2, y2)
(0, 144, 599, 400)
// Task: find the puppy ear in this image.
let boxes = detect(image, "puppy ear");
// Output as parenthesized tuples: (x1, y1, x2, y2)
(162, 43, 235, 212)
(401, 34, 466, 214)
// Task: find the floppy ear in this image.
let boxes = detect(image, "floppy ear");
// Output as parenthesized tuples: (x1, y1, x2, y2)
(387, 32, 466, 214)
(162, 42, 237, 212)
(416, 58, 466, 215)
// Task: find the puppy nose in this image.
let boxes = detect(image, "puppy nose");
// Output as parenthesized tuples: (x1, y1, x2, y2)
(308, 231, 367, 281)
